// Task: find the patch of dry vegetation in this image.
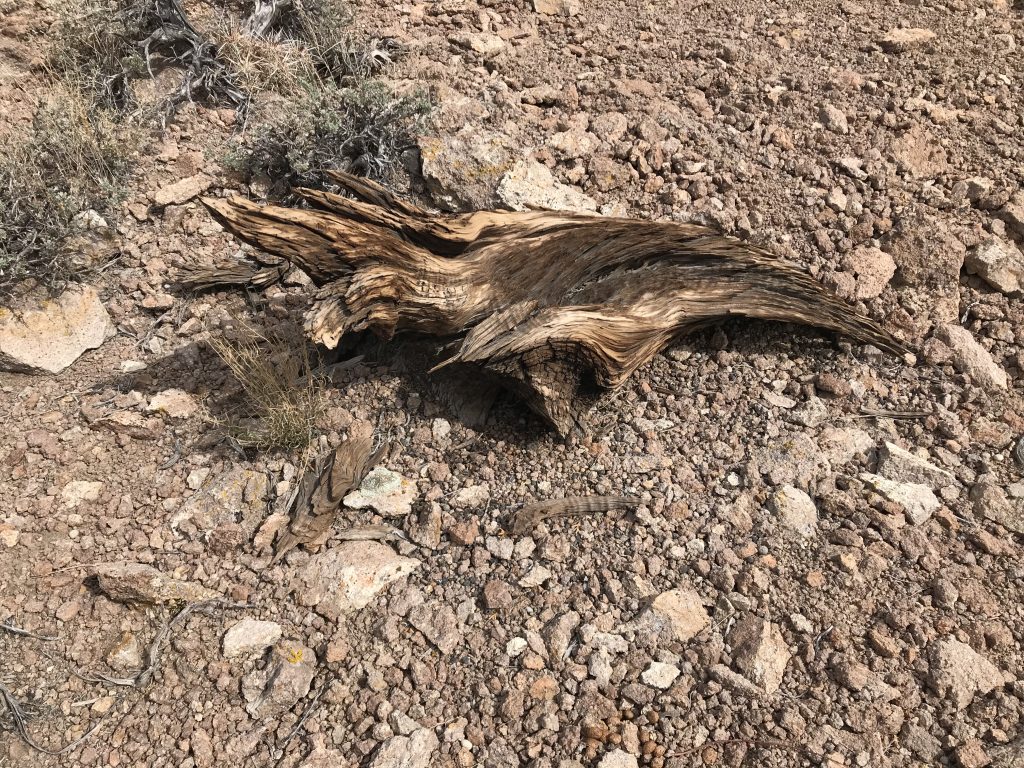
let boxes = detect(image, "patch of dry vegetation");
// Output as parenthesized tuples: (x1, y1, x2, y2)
(219, 1, 430, 193)
(225, 80, 430, 195)
(207, 318, 328, 451)
(3, 0, 428, 296)
(0, 89, 139, 296)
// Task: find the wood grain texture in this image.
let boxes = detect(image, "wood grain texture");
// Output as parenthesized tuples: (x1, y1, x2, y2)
(273, 434, 382, 561)
(197, 171, 911, 434)
(508, 495, 642, 536)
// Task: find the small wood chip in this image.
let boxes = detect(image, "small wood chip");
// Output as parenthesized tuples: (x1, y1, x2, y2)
(508, 495, 640, 536)
(336, 525, 406, 542)
(273, 435, 384, 561)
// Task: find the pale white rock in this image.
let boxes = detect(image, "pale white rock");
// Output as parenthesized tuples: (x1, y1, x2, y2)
(729, 615, 791, 695)
(788, 397, 829, 428)
(451, 31, 505, 55)
(408, 602, 463, 654)
(519, 565, 553, 587)
(186, 468, 210, 490)
(0, 286, 112, 374)
(388, 710, 420, 736)
(879, 27, 936, 53)
(506, 637, 528, 656)
(146, 388, 199, 419)
(768, 485, 818, 538)
(642, 587, 710, 642)
(597, 749, 639, 768)
(860, 472, 940, 524)
(877, 442, 955, 489)
(592, 631, 629, 654)
(763, 391, 797, 409)
(709, 663, 766, 698)
(817, 426, 874, 465)
(933, 324, 1007, 390)
(222, 619, 283, 658)
(819, 103, 849, 134)
(369, 728, 439, 768)
(929, 638, 1006, 710)
(497, 158, 598, 213)
(431, 418, 451, 441)
(62, 480, 103, 508)
(344, 467, 417, 517)
(533, 0, 580, 15)
(965, 237, 1024, 294)
(641, 661, 681, 689)
(120, 360, 147, 373)
(106, 631, 142, 671)
(293, 541, 421, 619)
(453, 484, 490, 510)
(589, 647, 613, 686)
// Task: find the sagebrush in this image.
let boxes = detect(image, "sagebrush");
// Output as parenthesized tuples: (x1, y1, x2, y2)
(0, 90, 138, 296)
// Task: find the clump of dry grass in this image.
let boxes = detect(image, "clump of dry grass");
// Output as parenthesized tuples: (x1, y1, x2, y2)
(207, 318, 327, 451)
(0, 87, 139, 296)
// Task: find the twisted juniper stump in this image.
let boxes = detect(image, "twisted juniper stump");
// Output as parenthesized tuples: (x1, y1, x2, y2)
(192, 171, 910, 434)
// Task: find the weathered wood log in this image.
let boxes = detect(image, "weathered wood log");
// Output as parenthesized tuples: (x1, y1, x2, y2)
(195, 171, 910, 434)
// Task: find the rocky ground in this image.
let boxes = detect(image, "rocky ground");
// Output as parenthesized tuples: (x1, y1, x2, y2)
(2, 0, 1024, 767)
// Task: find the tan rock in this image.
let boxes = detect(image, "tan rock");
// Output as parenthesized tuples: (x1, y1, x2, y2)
(879, 28, 936, 53)
(293, 541, 420, 619)
(149, 173, 214, 208)
(929, 637, 1006, 709)
(965, 237, 1024, 294)
(934, 324, 1008, 390)
(146, 388, 200, 419)
(61, 480, 103, 507)
(93, 563, 220, 604)
(533, 0, 580, 15)
(728, 615, 791, 695)
(645, 587, 710, 642)
(0, 285, 112, 374)
(841, 246, 896, 299)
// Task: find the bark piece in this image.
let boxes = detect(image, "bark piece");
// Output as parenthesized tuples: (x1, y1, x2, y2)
(508, 495, 640, 536)
(273, 435, 383, 561)
(195, 171, 910, 434)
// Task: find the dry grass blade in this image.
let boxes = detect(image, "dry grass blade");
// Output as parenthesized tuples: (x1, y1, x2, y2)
(335, 524, 406, 542)
(1, 681, 108, 755)
(200, 170, 912, 434)
(273, 433, 384, 561)
(0, 620, 57, 641)
(207, 318, 327, 451)
(508, 496, 641, 536)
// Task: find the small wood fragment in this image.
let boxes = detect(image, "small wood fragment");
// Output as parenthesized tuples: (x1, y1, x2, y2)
(508, 495, 641, 536)
(273, 435, 383, 561)
(336, 525, 407, 542)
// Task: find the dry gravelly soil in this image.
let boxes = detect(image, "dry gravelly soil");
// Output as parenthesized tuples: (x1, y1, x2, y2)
(3, 0, 1024, 767)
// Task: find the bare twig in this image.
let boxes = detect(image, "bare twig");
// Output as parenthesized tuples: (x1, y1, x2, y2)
(75, 598, 244, 689)
(0, 619, 57, 641)
(0, 681, 108, 755)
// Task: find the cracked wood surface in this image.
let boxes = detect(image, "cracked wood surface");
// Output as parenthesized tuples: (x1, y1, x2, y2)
(194, 171, 910, 434)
